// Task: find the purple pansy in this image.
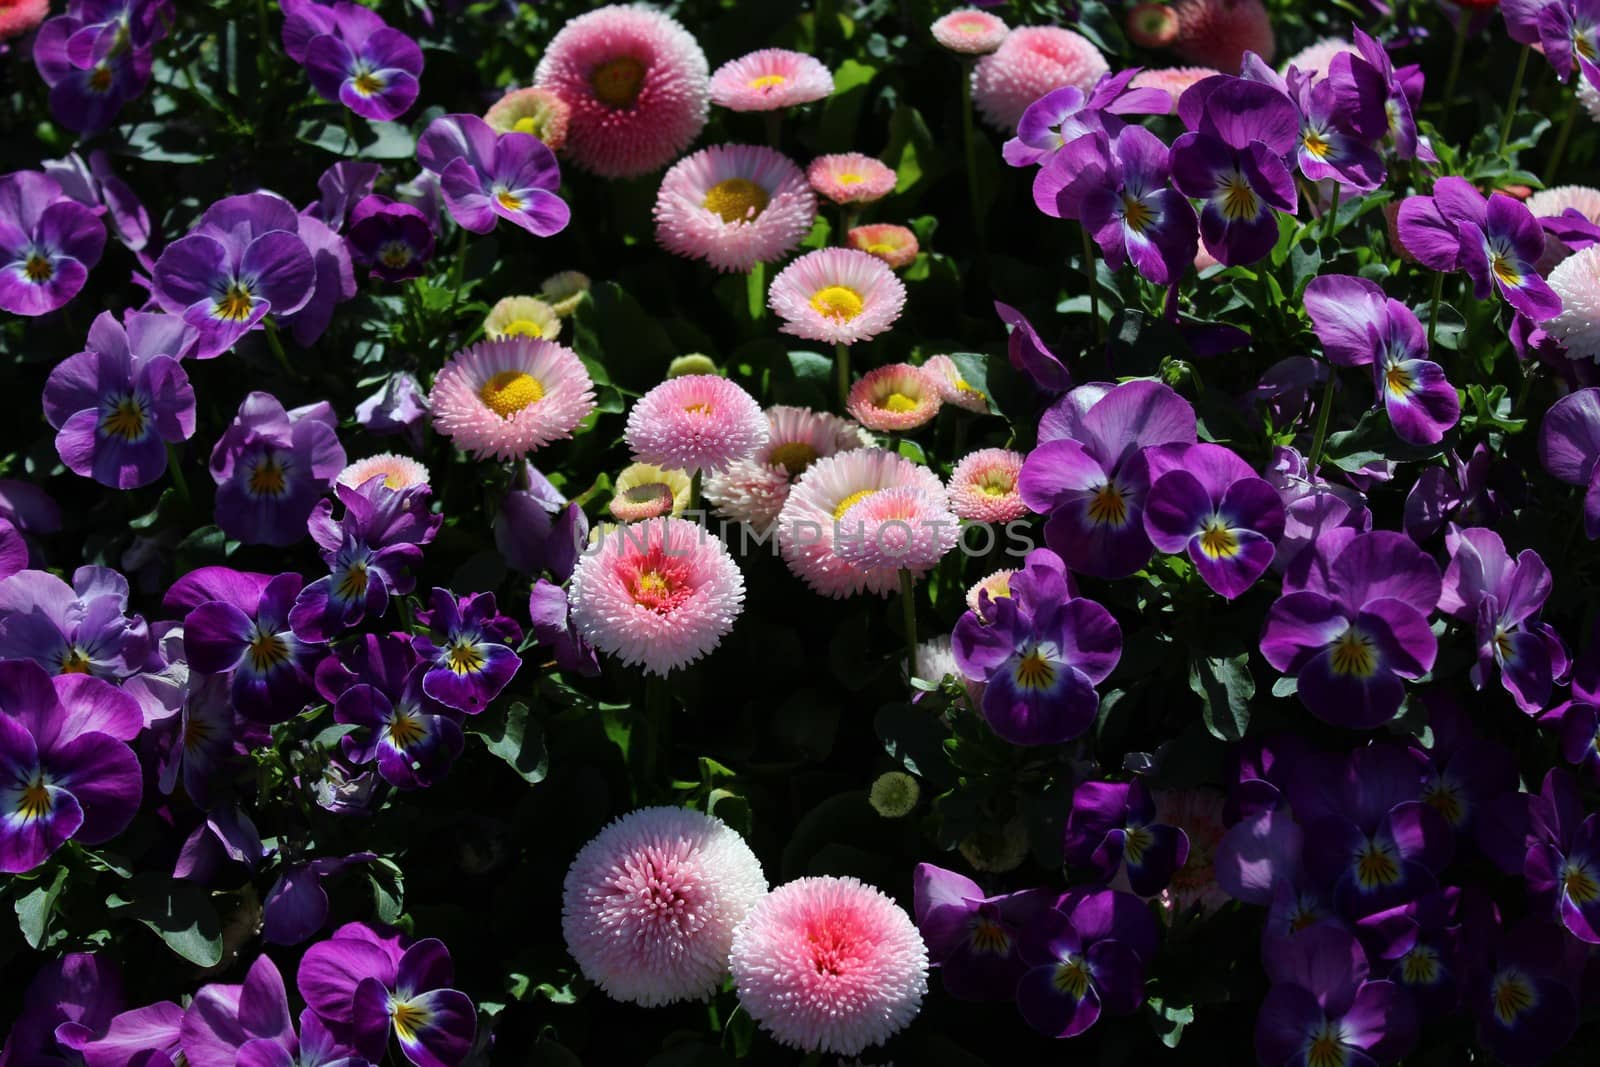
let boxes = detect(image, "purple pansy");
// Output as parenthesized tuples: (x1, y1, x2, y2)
(263, 852, 377, 947)
(154, 675, 243, 808)
(1170, 76, 1300, 267)
(0, 661, 142, 874)
(152, 193, 318, 359)
(290, 477, 440, 642)
(0, 171, 107, 316)
(1304, 273, 1460, 446)
(1064, 125, 1199, 286)
(1143, 443, 1285, 599)
(1539, 386, 1600, 538)
(1260, 530, 1440, 729)
(1265, 445, 1372, 588)
(42, 310, 197, 489)
(411, 588, 522, 714)
(347, 195, 435, 282)
(320, 633, 465, 791)
(495, 463, 587, 582)
(0, 566, 150, 679)
(416, 114, 570, 237)
(0, 951, 125, 1064)
(76, 999, 186, 1067)
(1516, 768, 1600, 943)
(210, 392, 347, 548)
(1005, 68, 1171, 169)
(526, 580, 600, 677)
(1470, 917, 1581, 1067)
(1354, 889, 1463, 1019)
(1438, 526, 1564, 714)
(356, 372, 429, 450)
(1063, 777, 1190, 897)
(1396, 177, 1563, 322)
(1256, 924, 1417, 1067)
(1019, 380, 1197, 579)
(173, 803, 268, 886)
(45, 150, 153, 258)
(994, 300, 1072, 393)
(32, 0, 172, 135)
(1015, 889, 1159, 1039)
(1412, 697, 1517, 840)
(178, 568, 320, 724)
(1287, 52, 1389, 191)
(912, 864, 1054, 1002)
(281, 208, 356, 350)
(1404, 444, 1505, 542)
(299, 7, 423, 122)
(181, 953, 371, 1067)
(1536, 0, 1600, 90)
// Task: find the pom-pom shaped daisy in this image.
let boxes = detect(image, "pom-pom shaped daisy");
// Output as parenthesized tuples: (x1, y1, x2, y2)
(1546, 245, 1600, 361)
(1127, 2, 1180, 48)
(1528, 185, 1600, 226)
(709, 49, 834, 111)
(910, 634, 962, 686)
(1127, 67, 1222, 114)
(972, 27, 1109, 132)
(931, 9, 1010, 55)
(807, 153, 898, 205)
(966, 569, 1017, 618)
(484, 86, 572, 150)
(1171, 0, 1275, 71)
(777, 448, 948, 597)
(562, 806, 768, 1006)
(611, 462, 692, 521)
(336, 452, 430, 490)
(768, 248, 907, 346)
(429, 337, 596, 460)
(532, 4, 710, 179)
(625, 375, 768, 474)
(831, 487, 960, 572)
(729, 876, 929, 1055)
(947, 448, 1027, 523)
(921, 354, 990, 413)
(568, 517, 746, 675)
(847, 364, 942, 432)
(704, 405, 868, 530)
(1283, 37, 1353, 80)
(540, 270, 591, 316)
(847, 223, 919, 269)
(654, 145, 817, 273)
(485, 295, 561, 341)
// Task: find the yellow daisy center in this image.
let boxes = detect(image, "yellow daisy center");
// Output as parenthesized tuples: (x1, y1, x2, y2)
(836, 172, 864, 185)
(880, 392, 919, 413)
(810, 285, 864, 321)
(702, 177, 771, 223)
(512, 115, 544, 136)
(478, 370, 545, 418)
(748, 73, 788, 89)
(591, 55, 647, 108)
(833, 488, 877, 520)
(768, 441, 818, 475)
(501, 318, 544, 339)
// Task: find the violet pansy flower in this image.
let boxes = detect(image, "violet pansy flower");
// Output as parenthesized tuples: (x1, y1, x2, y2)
(411, 588, 522, 713)
(1539, 386, 1600, 538)
(1143, 443, 1285, 599)
(1063, 777, 1190, 897)
(180, 953, 371, 1067)
(1471, 918, 1580, 1065)
(43, 310, 197, 490)
(210, 392, 347, 548)
(263, 853, 377, 947)
(1015, 889, 1159, 1039)
(1404, 444, 1504, 542)
(1, 952, 126, 1065)
(348, 195, 435, 282)
(1519, 768, 1600, 944)
(45, 150, 154, 257)
(32, 0, 172, 136)
(0, 566, 150, 679)
(1065, 124, 1199, 287)
(1256, 924, 1417, 1067)
(416, 114, 570, 237)
(319, 633, 466, 792)
(178, 568, 320, 724)
(1536, 0, 1600, 91)
(1287, 53, 1389, 192)
(301, 11, 423, 122)
(1005, 68, 1171, 169)
(913, 864, 1054, 1002)
(0, 170, 106, 316)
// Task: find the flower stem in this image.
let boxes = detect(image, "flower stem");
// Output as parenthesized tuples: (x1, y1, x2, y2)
(1440, 20, 1467, 129)
(642, 672, 672, 802)
(1080, 224, 1102, 343)
(1427, 271, 1444, 351)
(839, 205, 857, 245)
(960, 59, 986, 256)
(899, 568, 918, 680)
(835, 342, 851, 411)
(445, 226, 469, 322)
(1548, 93, 1579, 178)
(165, 443, 190, 507)
(746, 261, 766, 323)
(1307, 370, 1337, 473)
(1499, 46, 1532, 155)
(263, 320, 294, 377)
(1324, 184, 1341, 241)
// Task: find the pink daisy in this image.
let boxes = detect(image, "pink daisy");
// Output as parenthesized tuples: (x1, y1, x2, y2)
(729, 876, 928, 1055)
(0, 0, 46, 40)
(336, 453, 430, 491)
(704, 405, 867, 531)
(483, 86, 572, 150)
(776, 448, 948, 598)
(654, 144, 817, 273)
(568, 516, 746, 675)
(709, 48, 834, 111)
(806, 153, 897, 205)
(930, 9, 1009, 55)
(966, 569, 1017, 619)
(1546, 244, 1600, 361)
(920, 355, 989, 413)
(429, 337, 596, 461)
(946, 448, 1027, 523)
(1171, 0, 1276, 71)
(1283, 37, 1354, 80)
(768, 248, 907, 346)
(1129, 66, 1223, 114)
(1153, 788, 1230, 917)
(1126, 2, 1180, 48)
(562, 806, 768, 1006)
(611, 483, 676, 522)
(831, 487, 959, 572)
(532, 4, 710, 179)
(971, 26, 1109, 132)
(1527, 185, 1600, 225)
(847, 364, 942, 433)
(624, 375, 768, 474)
(847, 223, 919, 269)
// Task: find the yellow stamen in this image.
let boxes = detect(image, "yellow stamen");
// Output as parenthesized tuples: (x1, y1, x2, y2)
(1492, 971, 1535, 1025)
(1121, 193, 1154, 233)
(500, 318, 544, 339)
(1051, 957, 1091, 998)
(1422, 780, 1464, 826)
(1306, 1028, 1345, 1067)
(352, 69, 385, 96)
(1122, 823, 1154, 866)
(23, 253, 53, 283)
(478, 370, 544, 418)
(1217, 172, 1259, 221)
(1302, 129, 1332, 159)
(335, 563, 369, 601)
(836, 173, 864, 185)
(387, 711, 427, 749)
(702, 177, 771, 223)
(1385, 362, 1414, 397)
(16, 777, 51, 820)
(1354, 838, 1401, 889)
(969, 916, 1010, 954)
(214, 283, 255, 322)
(810, 285, 864, 321)
(1013, 647, 1056, 691)
(1563, 860, 1600, 904)
(495, 189, 524, 212)
(390, 999, 429, 1042)
(59, 648, 93, 674)
(246, 631, 291, 672)
(832, 488, 877, 520)
(1401, 945, 1440, 986)
(1087, 484, 1127, 526)
(1197, 520, 1239, 559)
(100, 397, 147, 441)
(513, 115, 544, 136)
(880, 392, 919, 413)
(768, 441, 818, 475)
(248, 457, 288, 497)
(1490, 252, 1521, 288)
(590, 56, 647, 108)
(1329, 628, 1377, 677)
(379, 242, 414, 270)
(445, 640, 484, 675)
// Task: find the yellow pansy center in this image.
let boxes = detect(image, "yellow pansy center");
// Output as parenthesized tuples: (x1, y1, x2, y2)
(17, 776, 50, 820)
(495, 188, 524, 212)
(246, 631, 291, 673)
(1013, 646, 1056, 691)
(1051, 957, 1091, 998)
(1354, 837, 1401, 889)
(1385, 362, 1414, 397)
(1087, 483, 1127, 526)
(352, 69, 385, 96)
(1303, 129, 1332, 159)
(810, 285, 864, 321)
(1401, 945, 1440, 985)
(1122, 193, 1154, 233)
(59, 648, 93, 674)
(335, 562, 369, 601)
(1492, 971, 1535, 1025)
(100, 396, 147, 441)
(24, 253, 53, 283)
(591, 56, 647, 108)
(1329, 628, 1377, 677)
(478, 370, 545, 418)
(1197, 519, 1239, 558)
(1490, 251, 1521, 287)
(1217, 172, 1259, 220)
(379, 241, 413, 269)
(387, 711, 426, 748)
(214, 283, 255, 321)
(702, 177, 771, 223)
(248, 456, 288, 497)
(390, 999, 428, 1042)
(1563, 859, 1600, 904)
(445, 639, 485, 675)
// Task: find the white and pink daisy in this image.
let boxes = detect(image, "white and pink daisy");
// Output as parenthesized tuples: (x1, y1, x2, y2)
(709, 48, 834, 111)
(847, 223, 919, 269)
(972, 26, 1109, 132)
(704, 405, 867, 530)
(807, 153, 897, 205)
(1545, 244, 1600, 361)
(920, 354, 990, 413)
(611, 462, 693, 522)
(562, 806, 768, 1006)
(336, 453, 430, 491)
(930, 9, 1009, 55)
(1527, 185, 1600, 226)
(1153, 788, 1230, 918)
(568, 516, 746, 675)
(909, 634, 961, 688)
(729, 876, 928, 1056)
(483, 86, 572, 149)
(532, 4, 710, 179)
(846, 364, 942, 433)
(654, 144, 817, 273)
(1127, 66, 1222, 114)
(429, 337, 596, 460)
(484, 295, 561, 341)
(776, 448, 948, 598)
(624, 375, 768, 473)
(1171, 0, 1276, 71)
(946, 448, 1027, 523)
(831, 487, 959, 573)
(768, 248, 907, 346)
(966, 569, 1016, 619)
(540, 270, 591, 316)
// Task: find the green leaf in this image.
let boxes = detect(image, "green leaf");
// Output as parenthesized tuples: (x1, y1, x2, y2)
(1188, 653, 1254, 742)
(296, 118, 417, 159)
(473, 701, 549, 785)
(368, 858, 405, 924)
(108, 876, 224, 966)
(15, 865, 70, 949)
(817, 59, 877, 152)
(874, 702, 956, 788)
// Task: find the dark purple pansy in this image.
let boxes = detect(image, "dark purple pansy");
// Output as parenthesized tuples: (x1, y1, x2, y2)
(1066, 124, 1199, 287)
(1019, 380, 1197, 579)
(1004, 68, 1171, 169)
(1144, 443, 1285, 599)
(1014, 889, 1158, 1039)
(45, 150, 153, 258)
(416, 114, 570, 237)
(356, 371, 429, 450)
(263, 852, 377, 947)
(1256, 924, 1417, 1067)
(320, 634, 466, 791)
(0, 170, 107, 316)
(1539, 386, 1600, 538)
(1536, 0, 1600, 91)
(1264, 445, 1372, 588)
(913, 864, 1054, 1002)
(179, 568, 321, 724)
(42, 311, 197, 490)
(1063, 777, 1189, 896)
(0, 951, 125, 1064)
(348, 195, 435, 282)
(0, 566, 150, 680)
(76, 998, 186, 1067)
(32, 0, 171, 135)
(1274, 51, 1388, 191)
(1412, 697, 1517, 839)
(1439, 526, 1564, 714)
(1470, 917, 1580, 1066)
(1304, 274, 1460, 446)
(527, 579, 600, 677)
(495, 463, 587, 582)
(1404, 444, 1505, 542)
(1354, 888, 1463, 1020)
(1512, 768, 1600, 944)
(411, 588, 522, 714)
(209, 392, 347, 548)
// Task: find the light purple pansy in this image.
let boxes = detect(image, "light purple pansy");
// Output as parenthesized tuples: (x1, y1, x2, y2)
(302, 17, 423, 122)
(1143, 443, 1286, 599)
(0, 566, 150, 680)
(416, 114, 570, 237)
(209, 392, 347, 548)
(44, 150, 153, 257)
(263, 853, 378, 947)
(180, 953, 371, 1067)
(0, 170, 107, 316)
(0, 951, 126, 1065)
(1539, 386, 1600, 538)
